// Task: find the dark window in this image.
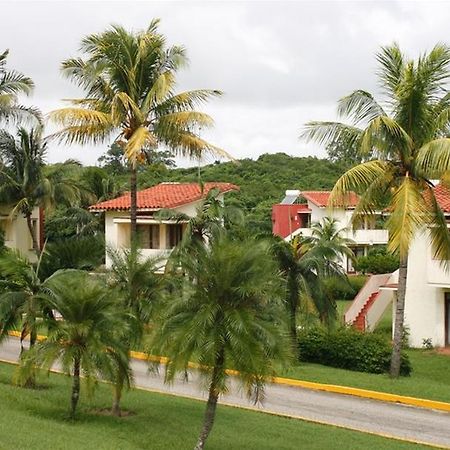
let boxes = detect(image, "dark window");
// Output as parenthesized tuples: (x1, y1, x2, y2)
(137, 225, 160, 249)
(167, 224, 183, 248)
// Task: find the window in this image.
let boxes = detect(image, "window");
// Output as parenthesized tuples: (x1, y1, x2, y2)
(137, 225, 160, 249)
(167, 224, 183, 248)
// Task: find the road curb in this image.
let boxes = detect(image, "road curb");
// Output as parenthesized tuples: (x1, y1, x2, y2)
(9, 331, 450, 414)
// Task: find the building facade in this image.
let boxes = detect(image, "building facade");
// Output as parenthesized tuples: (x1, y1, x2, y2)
(272, 190, 389, 272)
(0, 206, 43, 261)
(90, 182, 238, 270)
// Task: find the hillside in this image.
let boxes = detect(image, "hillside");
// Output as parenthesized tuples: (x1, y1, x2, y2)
(137, 153, 347, 232)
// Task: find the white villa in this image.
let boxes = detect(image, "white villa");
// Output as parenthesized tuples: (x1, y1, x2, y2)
(342, 183, 450, 348)
(90, 182, 238, 269)
(0, 206, 42, 261)
(272, 190, 389, 272)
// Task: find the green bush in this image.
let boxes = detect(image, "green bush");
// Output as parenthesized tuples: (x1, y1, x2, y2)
(354, 247, 399, 274)
(298, 327, 411, 376)
(323, 275, 367, 300)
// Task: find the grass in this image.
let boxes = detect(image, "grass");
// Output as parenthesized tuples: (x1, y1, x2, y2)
(290, 301, 450, 403)
(0, 361, 433, 450)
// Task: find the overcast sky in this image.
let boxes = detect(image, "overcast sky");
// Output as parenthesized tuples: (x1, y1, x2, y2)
(2, 0, 450, 166)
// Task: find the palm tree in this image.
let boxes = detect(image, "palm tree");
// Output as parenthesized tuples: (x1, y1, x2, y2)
(0, 49, 41, 125)
(0, 127, 80, 255)
(302, 43, 450, 377)
(50, 21, 231, 243)
(107, 245, 165, 416)
(20, 270, 130, 419)
(151, 235, 291, 450)
(157, 186, 243, 251)
(272, 235, 339, 352)
(301, 217, 355, 272)
(0, 250, 51, 353)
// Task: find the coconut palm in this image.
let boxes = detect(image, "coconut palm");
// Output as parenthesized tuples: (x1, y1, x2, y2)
(20, 270, 130, 419)
(0, 127, 80, 255)
(302, 43, 450, 377)
(272, 235, 339, 352)
(50, 21, 231, 243)
(151, 235, 290, 450)
(0, 49, 41, 125)
(107, 245, 165, 416)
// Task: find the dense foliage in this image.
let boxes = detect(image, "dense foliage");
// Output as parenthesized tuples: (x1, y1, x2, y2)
(354, 247, 400, 274)
(298, 327, 411, 376)
(323, 275, 367, 301)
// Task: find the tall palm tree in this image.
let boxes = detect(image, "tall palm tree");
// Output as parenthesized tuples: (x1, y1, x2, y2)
(272, 235, 339, 352)
(302, 43, 450, 377)
(151, 235, 290, 450)
(0, 50, 41, 125)
(50, 21, 231, 243)
(107, 246, 165, 416)
(0, 127, 80, 255)
(20, 270, 130, 419)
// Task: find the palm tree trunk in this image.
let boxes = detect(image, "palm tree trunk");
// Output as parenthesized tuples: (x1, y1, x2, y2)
(194, 349, 224, 450)
(130, 165, 137, 246)
(70, 357, 81, 419)
(25, 212, 40, 256)
(390, 255, 408, 378)
(112, 371, 124, 417)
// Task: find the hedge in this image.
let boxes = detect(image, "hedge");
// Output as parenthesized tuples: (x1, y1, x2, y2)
(298, 327, 411, 376)
(323, 275, 368, 301)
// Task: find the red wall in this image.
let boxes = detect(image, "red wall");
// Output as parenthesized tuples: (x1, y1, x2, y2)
(272, 204, 310, 239)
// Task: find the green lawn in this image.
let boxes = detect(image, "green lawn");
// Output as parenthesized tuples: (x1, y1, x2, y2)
(291, 301, 450, 403)
(0, 362, 432, 450)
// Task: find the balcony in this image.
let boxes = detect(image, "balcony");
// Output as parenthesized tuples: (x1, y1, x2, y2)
(347, 229, 389, 245)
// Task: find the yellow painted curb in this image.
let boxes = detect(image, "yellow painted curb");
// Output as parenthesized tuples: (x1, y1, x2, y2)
(8, 331, 450, 414)
(0, 357, 443, 450)
(128, 347, 450, 414)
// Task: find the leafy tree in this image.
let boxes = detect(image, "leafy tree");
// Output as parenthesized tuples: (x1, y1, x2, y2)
(0, 127, 80, 255)
(107, 246, 165, 416)
(50, 21, 230, 243)
(20, 270, 130, 419)
(151, 235, 290, 450)
(98, 142, 175, 175)
(0, 49, 41, 125)
(302, 43, 450, 377)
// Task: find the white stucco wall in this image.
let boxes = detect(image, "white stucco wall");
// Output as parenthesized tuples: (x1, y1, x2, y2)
(404, 230, 449, 348)
(0, 206, 41, 261)
(103, 196, 224, 268)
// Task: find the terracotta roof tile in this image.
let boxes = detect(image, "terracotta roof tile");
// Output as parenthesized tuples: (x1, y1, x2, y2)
(89, 182, 239, 212)
(433, 183, 450, 213)
(301, 191, 359, 208)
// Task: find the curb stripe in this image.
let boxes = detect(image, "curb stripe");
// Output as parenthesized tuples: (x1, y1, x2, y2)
(8, 331, 450, 413)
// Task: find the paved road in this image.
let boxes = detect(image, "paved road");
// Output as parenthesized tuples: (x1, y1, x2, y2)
(1, 336, 449, 448)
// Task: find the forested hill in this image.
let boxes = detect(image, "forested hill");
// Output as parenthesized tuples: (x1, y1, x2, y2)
(138, 153, 347, 232)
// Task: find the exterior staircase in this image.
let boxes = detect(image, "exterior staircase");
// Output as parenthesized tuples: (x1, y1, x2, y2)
(353, 291, 379, 331)
(345, 271, 398, 332)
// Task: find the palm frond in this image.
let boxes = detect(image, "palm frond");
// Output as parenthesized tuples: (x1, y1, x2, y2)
(338, 90, 385, 124)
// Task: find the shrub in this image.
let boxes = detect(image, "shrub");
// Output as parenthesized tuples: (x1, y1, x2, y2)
(354, 247, 399, 274)
(323, 275, 368, 300)
(298, 327, 411, 376)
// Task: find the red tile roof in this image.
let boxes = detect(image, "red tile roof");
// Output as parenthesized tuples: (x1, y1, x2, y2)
(89, 182, 239, 212)
(433, 183, 450, 213)
(301, 191, 359, 208)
